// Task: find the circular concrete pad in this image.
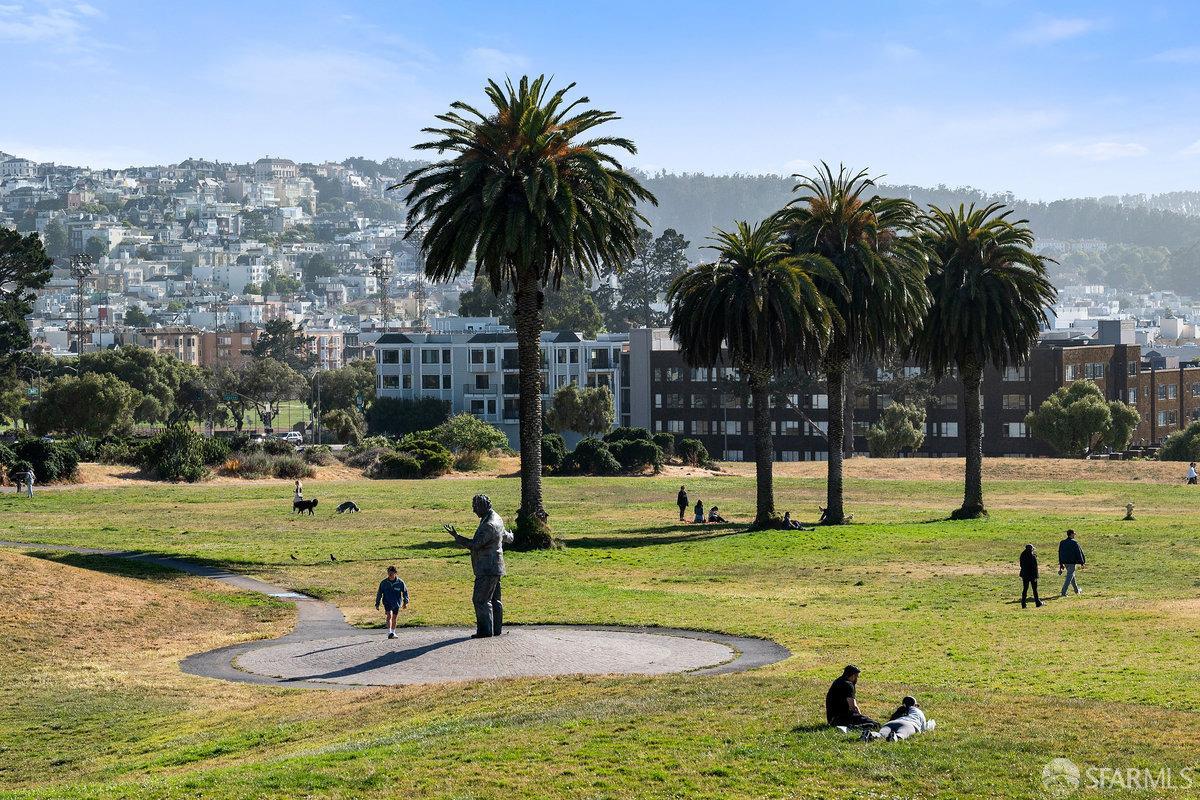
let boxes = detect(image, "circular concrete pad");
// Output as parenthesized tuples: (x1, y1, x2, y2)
(235, 625, 738, 686)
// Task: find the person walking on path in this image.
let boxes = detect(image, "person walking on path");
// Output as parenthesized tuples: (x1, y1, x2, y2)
(374, 565, 409, 639)
(677, 486, 689, 521)
(1058, 529, 1086, 596)
(446, 494, 514, 639)
(825, 664, 879, 731)
(1019, 544, 1042, 608)
(1188, 463, 1198, 485)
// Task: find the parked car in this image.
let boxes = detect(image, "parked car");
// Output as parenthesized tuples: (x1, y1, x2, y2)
(279, 431, 304, 445)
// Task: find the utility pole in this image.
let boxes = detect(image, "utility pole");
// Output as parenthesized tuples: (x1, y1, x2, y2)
(70, 254, 94, 356)
(370, 252, 393, 332)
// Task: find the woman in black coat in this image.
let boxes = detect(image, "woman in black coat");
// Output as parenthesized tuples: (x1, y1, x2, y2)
(1019, 544, 1042, 608)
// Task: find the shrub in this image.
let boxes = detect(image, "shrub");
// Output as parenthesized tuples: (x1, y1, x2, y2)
(566, 438, 621, 476)
(303, 445, 336, 466)
(232, 450, 273, 478)
(541, 433, 567, 474)
(272, 454, 315, 479)
(609, 439, 663, 473)
(604, 426, 652, 443)
(429, 413, 508, 471)
(63, 435, 98, 462)
(395, 434, 454, 478)
(96, 440, 136, 465)
(369, 451, 423, 479)
(1160, 421, 1200, 462)
(13, 438, 79, 483)
(366, 396, 449, 437)
(345, 446, 390, 470)
(0, 442, 16, 470)
(677, 438, 710, 467)
(140, 426, 208, 482)
(201, 436, 231, 466)
(259, 437, 294, 456)
(652, 432, 676, 458)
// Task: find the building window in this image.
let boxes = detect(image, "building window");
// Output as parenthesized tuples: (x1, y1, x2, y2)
(382, 375, 399, 389)
(556, 349, 567, 364)
(852, 420, 870, 436)
(470, 349, 485, 365)
(690, 367, 710, 382)
(654, 393, 662, 409)
(928, 422, 959, 438)
(1085, 362, 1106, 380)
(780, 450, 800, 462)
(808, 420, 828, 436)
(442, 375, 451, 390)
(475, 374, 489, 390)
(421, 349, 439, 365)
(666, 419, 684, 433)
(1065, 364, 1082, 382)
(1158, 410, 1179, 427)
(402, 375, 411, 389)
(724, 449, 744, 461)
(402, 350, 412, 365)
(382, 349, 399, 364)
(503, 399, 519, 420)
(691, 394, 709, 409)
(441, 348, 451, 364)
(568, 349, 579, 364)
(1003, 422, 1027, 438)
(421, 374, 440, 390)
(1193, 383, 1200, 398)
(720, 394, 741, 409)
(780, 420, 801, 436)
(1003, 365, 1029, 381)
(1002, 394, 1027, 410)
(1128, 388, 1138, 404)
(1159, 384, 1178, 401)
(664, 393, 684, 409)
(470, 400, 485, 414)
(1129, 361, 1138, 376)
(811, 394, 828, 409)
(664, 367, 683, 382)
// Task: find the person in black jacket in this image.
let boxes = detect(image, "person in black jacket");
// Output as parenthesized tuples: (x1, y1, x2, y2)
(1019, 544, 1042, 608)
(677, 486, 689, 521)
(825, 665, 879, 731)
(1058, 529, 1086, 596)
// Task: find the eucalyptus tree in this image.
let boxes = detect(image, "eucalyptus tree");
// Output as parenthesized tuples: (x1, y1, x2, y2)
(397, 75, 655, 548)
(911, 203, 1056, 518)
(668, 220, 841, 527)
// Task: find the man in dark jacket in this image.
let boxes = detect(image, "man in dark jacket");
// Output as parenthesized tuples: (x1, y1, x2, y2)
(825, 665, 878, 731)
(1019, 544, 1042, 608)
(677, 486, 689, 522)
(1058, 529, 1086, 596)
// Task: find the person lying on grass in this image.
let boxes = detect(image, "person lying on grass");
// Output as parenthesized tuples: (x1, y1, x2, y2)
(863, 696, 935, 742)
(375, 565, 409, 639)
(707, 506, 727, 524)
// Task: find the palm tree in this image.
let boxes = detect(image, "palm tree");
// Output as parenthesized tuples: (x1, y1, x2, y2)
(910, 204, 1056, 519)
(668, 220, 841, 527)
(778, 164, 928, 524)
(398, 76, 655, 549)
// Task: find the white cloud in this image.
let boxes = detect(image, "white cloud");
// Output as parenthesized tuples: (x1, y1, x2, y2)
(208, 48, 416, 100)
(1150, 46, 1200, 64)
(1013, 15, 1102, 45)
(464, 47, 530, 77)
(1046, 141, 1148, 161)
(0, 1, 99, 45)
(1180, 140, 1200, 156)
(882, 43, 918, 61)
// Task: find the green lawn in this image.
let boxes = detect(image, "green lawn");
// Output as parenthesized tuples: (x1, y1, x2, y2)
(2, 467, 1198, 799)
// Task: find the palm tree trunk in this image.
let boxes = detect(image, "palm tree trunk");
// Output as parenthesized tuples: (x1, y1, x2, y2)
(512, 278, 552, 549)
(824, 354, 847, 524)
(955, 360, 986, 519)
(750, 370, 775, 527)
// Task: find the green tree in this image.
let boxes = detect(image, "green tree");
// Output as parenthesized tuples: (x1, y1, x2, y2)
(458, 274, 513, 318)
(27, 373, 142, 437)
(321, 408, 365, 445)
(42, 219, 68, 260)
(779, 163, 928, 525)
(0, 229, 54, 367)
(1025, 380, 1140, 458)
(303, 253, 337, 283)
(543, 275, 604, 338)
(234, 358, 308, 433)
(366, 396, 450, 438)
(398, 75, 655, 549)
(251, 318, 315, 372)
(668, 219, 839, 527)
(866, 402, 926, 457)
(124, 306, 152, 327)
(429, 413, 509, 469)
(84, 236, 109, 262)
(611, 228, 691, 329)
(910, 203, 1057, 518)
(544, 383, 616, 438)
(309, 360, 375, 414)
(1160, 421, 1200, 462)
(78, 345, 196, 424)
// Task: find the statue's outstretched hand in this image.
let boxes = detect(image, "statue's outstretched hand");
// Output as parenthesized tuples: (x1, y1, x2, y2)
(443, 524, 458, 538)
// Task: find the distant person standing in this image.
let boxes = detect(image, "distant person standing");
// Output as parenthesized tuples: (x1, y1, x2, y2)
(15, 465, 34, 498)
(1188, 463, 1198, 485)
(1058, 529, 1086, 596)
(1019, 544, 1042, 608)
(374, 565, 409, 639)
(294, 479, 304, 502)
(677, 486, 689, 522)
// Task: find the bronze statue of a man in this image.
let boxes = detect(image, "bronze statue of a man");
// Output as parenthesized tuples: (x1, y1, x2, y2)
(445, 494, 514, 638)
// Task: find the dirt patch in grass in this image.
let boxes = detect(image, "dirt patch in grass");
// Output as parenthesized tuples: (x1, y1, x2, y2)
(721, 456, 1190, 484)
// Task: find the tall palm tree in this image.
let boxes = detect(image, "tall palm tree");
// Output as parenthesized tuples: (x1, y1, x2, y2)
(778, 164, 928, 524)
(910, 204, 1056, 519)
(668, 220, 841, 527)
(398, 75, 655, 549)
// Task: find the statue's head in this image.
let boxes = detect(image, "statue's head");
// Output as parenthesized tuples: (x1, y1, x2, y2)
(472, 494, 492, 518)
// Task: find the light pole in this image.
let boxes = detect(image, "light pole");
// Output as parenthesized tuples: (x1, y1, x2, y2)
(70, 254, 94, 356)
(370, 252, 394, 332)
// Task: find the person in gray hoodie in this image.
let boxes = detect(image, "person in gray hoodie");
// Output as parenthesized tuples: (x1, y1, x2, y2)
(869, 696, 934, 742)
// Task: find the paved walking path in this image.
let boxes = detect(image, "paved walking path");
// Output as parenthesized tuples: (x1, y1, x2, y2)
(1, 539, 789, 689)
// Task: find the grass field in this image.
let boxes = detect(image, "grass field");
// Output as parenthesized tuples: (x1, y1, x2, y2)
(2, 460, 1198, 799)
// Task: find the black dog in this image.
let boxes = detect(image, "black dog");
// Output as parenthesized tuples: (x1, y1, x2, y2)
(293, 498, 318, 515)
(336, 501, 360, 514)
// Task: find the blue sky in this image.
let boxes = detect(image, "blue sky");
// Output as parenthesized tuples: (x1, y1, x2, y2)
(3, 0, 1199, 199)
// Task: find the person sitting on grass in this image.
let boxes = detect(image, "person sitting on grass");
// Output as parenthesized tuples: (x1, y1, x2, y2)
(825, 664, 879, 732)
(782, 511, 802, 530)
(694, 499, 705, 524)
(374, 565, 409, 639)
(708, 506, 727, 524)
(866, 696, 934, 742)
